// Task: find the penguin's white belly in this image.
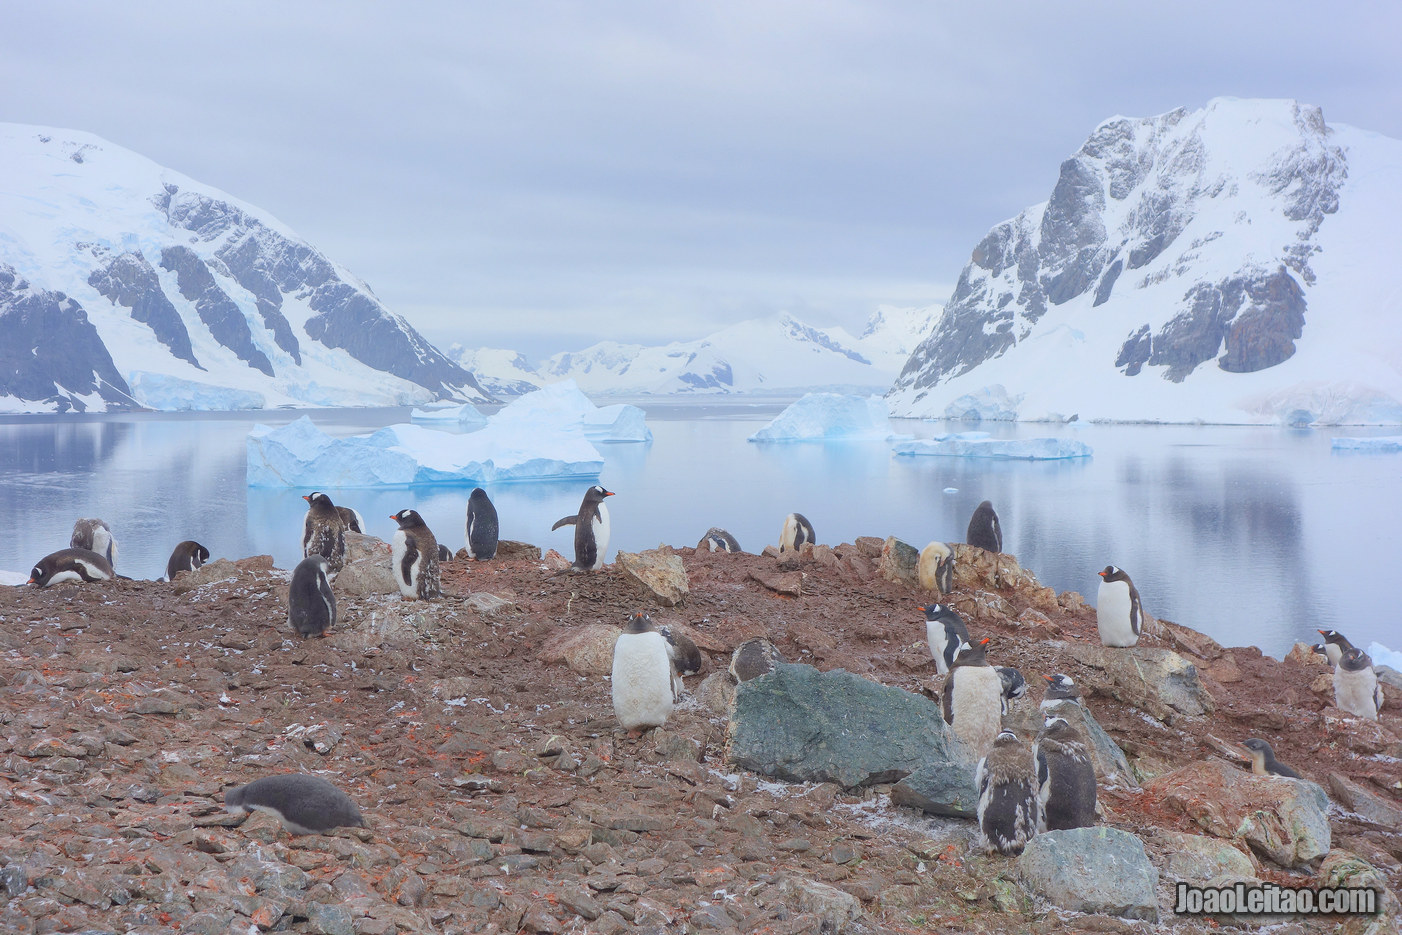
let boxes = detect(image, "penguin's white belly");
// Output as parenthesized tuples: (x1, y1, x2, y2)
(951, 667, 1004, 757)
(465, 514, 478, 559)
(1334, 667, 1380, 720)
(927, 622, 949, 675)
(612, 632, 673, 729)
(46, 569, 84, 586)
(918, 543, 949, 592)
(590, 503, 611, 570)
(1096, 580, 1138, 646)
(391, 530, 418, 598)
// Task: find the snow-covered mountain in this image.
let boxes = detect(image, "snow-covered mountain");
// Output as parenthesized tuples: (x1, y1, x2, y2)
(459, 308, 941, 396)
(888, 98, 1402, 424)
(448, 346, 544, 398)
(0, 124, 487, 413)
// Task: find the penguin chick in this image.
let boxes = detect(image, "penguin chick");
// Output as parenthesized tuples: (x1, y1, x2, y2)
(551, 485, 614, 571)
(1316, 629, 1357, 667)
(390, 509, 441, 600)
(70, 518, 118, 569)
(698, 527, 742, 553)
(1240, 738, 1301, 779)
(918, 541, 954, 593)
(301, 492, 347, 571)
(612, 612, 673, 730)
(1333, 647, 1383, 720)
(996, 666, 1028, 714)
(942, 636, 1005, 759)
(1040, 673, 1084, 710)
(335, 505, 365, 535)
(224, 774, 364, 835)
(288, 556, 336, 638)
(465, 487, 500, 560)
(729, 637, 783, 683)
(1034, 716, 1097, 832)
(778, 512, 815, 552)
(28, 548, 114, 587)
(921, 603, 970, 676)
(659, 623, 703, 702)
(976, 729, 1039, 856)
(1096, 565, 1143, 647)
(165, 540, 210, 581)
(966, 501, 1002, 553)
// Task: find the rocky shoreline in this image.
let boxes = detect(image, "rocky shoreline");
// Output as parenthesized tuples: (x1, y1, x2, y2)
(1, 533, 1398, 934)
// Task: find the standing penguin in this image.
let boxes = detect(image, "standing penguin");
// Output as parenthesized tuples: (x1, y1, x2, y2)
(335, 505, 366, 535)
(778, 512, 815, 552)
(698, 527, 742, 553)
(729, 637, 783, 683)
(1240, 738, 1302, 779)
(1333, 647, 1383, 720)
(1096, 565, 1143, 647)
(287, 556, 336, 638)
(28, 548, 114, 587)
(941, 636, 1006, 759)
(1040, 673, 1084, 711)
(612, 612, 674, 730)
(996, 667, 1028, 713)
(918, 541, 954, 593)
(301, 492, 347, 571)
(551, 485, 615, 571)
(465, 487, 500, 560)
(1316, 629, 1357, 667)
(976, 729, 1039, 856)
(966, 501, 1002, 553)
(659, 624, 703, 701)
(1033, 715, 1097, 831)
(921, 604, 971, 676)
(389, 509, 442, 600)
(165, 540, 210, 580)
(70, 518, 118, 569)
(224, 774, 364, 835)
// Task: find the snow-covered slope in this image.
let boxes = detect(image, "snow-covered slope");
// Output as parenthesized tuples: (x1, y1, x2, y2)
(0, 124, 487, 413)
(888, 99, 1402, 425)
(449, 346, 543, 397)
(479, 309, 940, 396)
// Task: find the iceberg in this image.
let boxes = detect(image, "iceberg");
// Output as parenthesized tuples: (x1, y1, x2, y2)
(893, 433, 1093, 461)
(1367, 642, 1402, 671)
(410, 403, 488, 426)
(0, 570, 29, 587)
(941, 385, 1022, 422)
(748, 393, 906, 442)
(246, 415, 604, 487)
(1331, 435, 1402, 453)
(494, 380, 652, 442)
(129, 372, 266, 411)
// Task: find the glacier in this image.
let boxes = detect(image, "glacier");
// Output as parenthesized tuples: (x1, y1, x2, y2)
(410, 403, 488, 426)
(128, 372, 266, 411)
(893, 432, 1093, 461)
(1367, 642, 1402, 672)
(748, 393, 906, 442)
(1331, 435, 1402, 453)
(495, 381, 652, 442)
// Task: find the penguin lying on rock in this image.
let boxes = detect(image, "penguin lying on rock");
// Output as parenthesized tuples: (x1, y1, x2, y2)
(165, 540, 209, 580)
(1240, 738, 1301, 779)
(29, 548, 114, 587)
(224, 774, 364, 835)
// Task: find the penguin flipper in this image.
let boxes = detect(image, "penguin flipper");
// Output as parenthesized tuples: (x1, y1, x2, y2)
(941, 675, 955, 725)
(551, 516, 577, 531)
(400, 534, 420, 585)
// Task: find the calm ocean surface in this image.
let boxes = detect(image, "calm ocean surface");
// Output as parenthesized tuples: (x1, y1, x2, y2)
(1, 400, 1397, 659)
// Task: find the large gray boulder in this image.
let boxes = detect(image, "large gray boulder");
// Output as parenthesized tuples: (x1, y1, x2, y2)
(1065, 642, 1213, 723)
(890, 760, 978, 818)
(1005, 698, 1137, 788)
(728, 663, 969, 789)
(1015, 827, 1160, 922)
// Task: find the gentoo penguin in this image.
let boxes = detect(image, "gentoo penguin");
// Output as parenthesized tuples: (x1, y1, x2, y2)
(551, 485, 614, 571)
(70, 518, 117, 569)
(778, 512, 815, 552)
(1034, 715, 1097, 831)
(1240, 738, 1302, 779)
(997, 666, 1028, 713)
(698, 527, 742, 553)
(224, 774, 364, 835)
(966, 500, 1002, 553)
(437, 543, 452, 563)
(729, 637, 783, 683)
(922, 604, 971, 676)
(1316, 629, 1357, 667)
(165, 540, 210, 580)
(28, 548, 114, 587)
(975, 729, 1039, 856)
(612, 611, 674, 730)
(301, 492, 347, 571)
(287, 556, 336, 639)
(389, 509, 441, 600)
(918, 541, 954, 593)
(1096, 565, 1143, 647)
(1333, 647, 1383, 720)
(335, 505, 366, 535)
(465, 488, 499, 560)
(658, 622, 702, 701)
(941, 636, 1006, 759)
(1040, 673, 1084, 711)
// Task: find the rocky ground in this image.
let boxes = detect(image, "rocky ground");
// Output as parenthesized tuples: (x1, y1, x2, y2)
(1, 533, 1399, 935)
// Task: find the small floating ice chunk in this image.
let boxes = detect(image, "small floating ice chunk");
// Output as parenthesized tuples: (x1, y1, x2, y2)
(410, 403, 488, 426)
(749, 393, 908, 442)
(894, 434, 1092, 461)
(1332, 436, 1402, 453)
(943, 487, 958, 494)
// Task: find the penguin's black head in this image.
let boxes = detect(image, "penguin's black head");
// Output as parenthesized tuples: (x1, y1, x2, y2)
(993, 728, 1020, 745)
(624, 611, 654, 634)
(304, 492, 335, 509)
(589, 485, 615, 499)
(919, 604, 946, 620)
(390, 509, 422, 527)
(1317, 628, 1352, 648)
(28, 564, 43, 585)
(1240, 738, 1271, 757)
(1339, 647, 1372, 671)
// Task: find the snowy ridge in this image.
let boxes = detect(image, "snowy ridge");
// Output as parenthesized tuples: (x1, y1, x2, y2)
(0, 123, 488, 412)
(887, 99, 1402, 425)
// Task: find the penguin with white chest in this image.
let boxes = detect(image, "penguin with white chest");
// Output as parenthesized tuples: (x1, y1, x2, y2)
(1096, 565, 1143, 647)
(224, 774, 364, 835)
(390, 509, 441, 600)
(165, 540, 210, 580)
(29, 548, 114, 587)
(465, 487, 500, 560)
(288, 556, 336, 638)
(1034, 715, 1097, 831)
(335, 505, 366, 535)
(698, 527, 742, 553)
(921, 604, 970, 676)
(1240, 738, 1301, 779)
(976, 729, 1039, 856)
(1333, 647, 1383, 720)
(918, 541, 954, 593)
(966, 501, 1002, 553)
(612, 612, 674, 730)
(778, 512, 815, 552)
(302, 492, 347, 571)
(1316, 628, 1357, 667)
(552, 485, 614, 571)
(70, 518, 117, 569)
(941, 636, 1006, 759)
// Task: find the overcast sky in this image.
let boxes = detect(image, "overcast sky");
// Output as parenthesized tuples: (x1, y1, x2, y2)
(4, 2, 1400, 360)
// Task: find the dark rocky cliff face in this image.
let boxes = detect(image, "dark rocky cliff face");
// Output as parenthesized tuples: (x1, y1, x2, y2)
(0, 266, 135, 412)
(159, 245, 276, 377)
(87, 251, 202, 369)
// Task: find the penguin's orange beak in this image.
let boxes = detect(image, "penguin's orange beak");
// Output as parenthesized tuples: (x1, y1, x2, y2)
(1043, 674, 1055, 683)
(1316, 629, 1328, 637)
(26, 577, 36, 585)
(979, 638, 990, 647)
(302, 495, 311, 503)
(1097, 570, 1107, 578)
(605, 491, 615, 497)
(917, 606, 926, 612)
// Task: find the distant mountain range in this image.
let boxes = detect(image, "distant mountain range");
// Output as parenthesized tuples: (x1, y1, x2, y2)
(887, 98, 1402, 424)
(0, 124, 487, 413)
